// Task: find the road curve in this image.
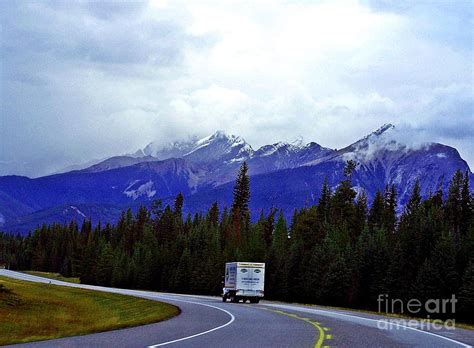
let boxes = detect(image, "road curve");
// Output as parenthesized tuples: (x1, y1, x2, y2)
(1, 269, 473, 348)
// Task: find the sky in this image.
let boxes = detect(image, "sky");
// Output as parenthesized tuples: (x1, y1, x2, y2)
(1, 0, 473, 177)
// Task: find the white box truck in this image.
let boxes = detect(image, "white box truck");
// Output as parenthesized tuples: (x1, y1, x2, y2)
(222, 262, 265, 303)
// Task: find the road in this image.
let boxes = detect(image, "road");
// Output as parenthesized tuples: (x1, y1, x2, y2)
(1, 269, 473, 348)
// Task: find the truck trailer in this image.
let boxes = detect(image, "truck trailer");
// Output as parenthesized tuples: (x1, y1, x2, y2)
(222, 262, 265, 303)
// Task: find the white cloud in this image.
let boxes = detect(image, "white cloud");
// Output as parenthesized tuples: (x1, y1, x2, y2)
(1, 0, 472, 177)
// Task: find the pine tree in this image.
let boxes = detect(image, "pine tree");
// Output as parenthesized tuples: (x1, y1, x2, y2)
(230, 162, 251, 245)
(208, 202, 219, 227)
(317, 177, 332, 224)
(111, 250, 127, 287)
(31, 226, 48, 271)
(383, 184, 397, 234)
(450, 172, 474, 278)
(350, 190, 368, 243)
(460, 171, 472, 237)
(321, 252, 350, 306)
(232, 162, 250, 216)
(399, 179, 424, 286)
(173, 248, 191, 292)
(174, 193, 184, 219)
(262, 209, 276, 247)
(430, 235, 459, 297)
(458, 260, 474, 319)
(96, 242, 114, 286)
(265, 211, 289, 298)
(445, 170, 463, 242)
(245, 219, 266, 261)
(405, 179, 422, 216)
(344, 159, 357, 178)
(385, 241, 406, 300)
(272, 211, 288, 255)
(415, 259, 442, 307)
(151, 199, 164, 220)
(330, 161, 357, 228)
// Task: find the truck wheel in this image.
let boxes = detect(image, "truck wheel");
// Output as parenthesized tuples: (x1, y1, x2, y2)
(231, 296, 238, 303)
(222, 295, 227, 302)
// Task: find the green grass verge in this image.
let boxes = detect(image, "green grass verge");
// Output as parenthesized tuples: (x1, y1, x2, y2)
(21, 271, 81, 284)
(0, 276, 180, 345)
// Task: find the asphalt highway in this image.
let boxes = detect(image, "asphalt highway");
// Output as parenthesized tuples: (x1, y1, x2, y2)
(1, 269, 473, 347)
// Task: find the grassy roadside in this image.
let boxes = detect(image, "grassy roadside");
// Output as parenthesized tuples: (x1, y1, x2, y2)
(21, 271, 81, 284)
(0, 276, 180, 345)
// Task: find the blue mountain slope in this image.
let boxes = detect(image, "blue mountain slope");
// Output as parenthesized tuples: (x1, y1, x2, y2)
(0, 159, 205, 229)
(4, 203, 129, 233)
(1, 125, 472, 234)
(181, 148, 472, 219)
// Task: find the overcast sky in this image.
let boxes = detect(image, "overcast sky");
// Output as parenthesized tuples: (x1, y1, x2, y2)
(1, 0, 473, 177)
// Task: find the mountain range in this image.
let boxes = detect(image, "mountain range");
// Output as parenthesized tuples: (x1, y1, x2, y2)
(1, 124, 472, 234)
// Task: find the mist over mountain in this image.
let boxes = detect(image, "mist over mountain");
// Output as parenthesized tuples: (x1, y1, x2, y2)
(0, 124, 471, 234)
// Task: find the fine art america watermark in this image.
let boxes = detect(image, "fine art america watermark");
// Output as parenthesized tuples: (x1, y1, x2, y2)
(376, 294, 457, 330)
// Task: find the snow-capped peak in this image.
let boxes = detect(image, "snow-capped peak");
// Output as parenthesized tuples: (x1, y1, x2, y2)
(288, 135, 304, 147)
(355, 123, 396, 147)
(211, 130, 228, 139)
(193, 130, 245, 150)
(340, 123, 408, 165)
(131, 124, 407, 171)
(184, 131, 253, 163)
(136, 137, 198, 160)
(344, 124, 396, 150)
(132, 130, 254, 164)
(373, 123, 395, 136)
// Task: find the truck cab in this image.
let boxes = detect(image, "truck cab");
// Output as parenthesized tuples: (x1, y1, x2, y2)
(222, 262, 265, 303)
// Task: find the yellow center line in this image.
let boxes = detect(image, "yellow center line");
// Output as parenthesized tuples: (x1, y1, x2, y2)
(249, 305, 332, 348)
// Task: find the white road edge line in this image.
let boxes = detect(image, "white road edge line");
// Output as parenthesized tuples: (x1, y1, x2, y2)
(147, 297, 235, 347)
(263, 304, 472, 348)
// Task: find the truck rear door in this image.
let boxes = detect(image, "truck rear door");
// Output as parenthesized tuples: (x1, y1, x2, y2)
(248, 267, 264, 292)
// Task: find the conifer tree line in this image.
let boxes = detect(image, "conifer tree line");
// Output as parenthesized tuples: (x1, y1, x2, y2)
(1, 162, 473, 322)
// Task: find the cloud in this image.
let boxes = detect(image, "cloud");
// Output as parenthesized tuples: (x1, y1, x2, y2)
(0, 0, 472, 177)
(341, 124, 435, 163)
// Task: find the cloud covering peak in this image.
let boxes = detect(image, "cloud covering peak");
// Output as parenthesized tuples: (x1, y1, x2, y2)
(1, 0, 472, 177)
